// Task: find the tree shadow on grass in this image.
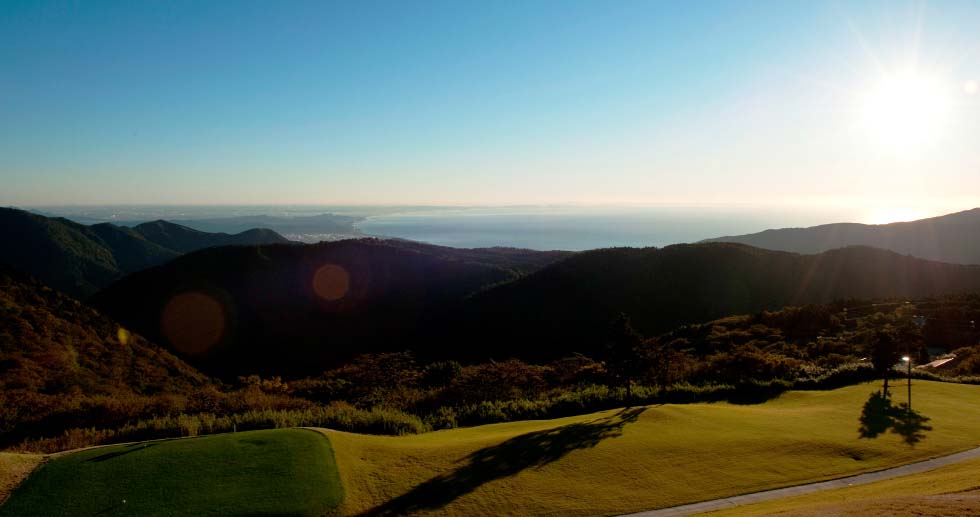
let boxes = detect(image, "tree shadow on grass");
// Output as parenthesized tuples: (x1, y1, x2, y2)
(359, 407, 646, 516)
(858, 391, 932, 447)
(85, 442, 156, 463)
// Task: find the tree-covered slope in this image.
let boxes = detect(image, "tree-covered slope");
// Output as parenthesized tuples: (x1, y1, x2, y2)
(0, 208, 289, 298)
(0, 265, 210, 446)
(448, 243, 980, 361)
(131, 220, 290, 253)
(91, 239, 980, 377)
(90, 239, 563, 378)
(0, 265, 208, 396)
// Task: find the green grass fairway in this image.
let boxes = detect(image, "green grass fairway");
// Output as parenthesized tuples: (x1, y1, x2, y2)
(322, 380, 980, 516)
(713, 456, 980, 516)
(0, 429, 342, 516)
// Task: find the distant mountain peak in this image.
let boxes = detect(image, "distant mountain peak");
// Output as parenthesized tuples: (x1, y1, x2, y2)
(0, 208, 290, 298)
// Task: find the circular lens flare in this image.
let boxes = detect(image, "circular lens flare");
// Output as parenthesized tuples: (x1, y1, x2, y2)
(160, 292, 226, 356)
(313, 264, 350, 301)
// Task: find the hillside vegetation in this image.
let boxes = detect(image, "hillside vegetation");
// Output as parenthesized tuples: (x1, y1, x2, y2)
(0, 266, 210, 448)
(703, 207, 980, 264)
(91, 240, 980, 376)
(447, 243, 980, 361)
(10, 254, 980, 455)
(91, 239, 570, 377)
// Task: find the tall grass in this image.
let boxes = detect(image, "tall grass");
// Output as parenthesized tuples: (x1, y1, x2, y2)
(16, 403, 427, 453)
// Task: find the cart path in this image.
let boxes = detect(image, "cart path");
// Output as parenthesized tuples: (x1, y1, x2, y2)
(622, 445, 980, 517)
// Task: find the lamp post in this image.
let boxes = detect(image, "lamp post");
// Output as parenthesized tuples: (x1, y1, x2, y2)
(902, 355, 911, 411)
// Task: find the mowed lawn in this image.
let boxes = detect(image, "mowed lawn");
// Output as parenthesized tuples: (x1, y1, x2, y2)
(3, 381, 980, 516)
(0, 429, 342, 516)
(713, 455, 980, 516)
(323, 380, 980, 516)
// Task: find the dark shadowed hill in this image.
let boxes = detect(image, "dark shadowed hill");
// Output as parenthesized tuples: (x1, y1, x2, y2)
(702, 208, 980, 264)
(91, 239, 980, 377)
(132, 219, 290, 253)
(90, 239, 569, 378)
(0, 208, 178, 298)
(0, 208, 289, 298)
(445, 243, 980, 362)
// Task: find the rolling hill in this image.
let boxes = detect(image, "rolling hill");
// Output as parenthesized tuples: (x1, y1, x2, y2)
(91, 239, 980, 377)
(703, 207, 980, 264)
(90, 239, 571, 378)
(450, 243, 980, 362)
(130, 220, 289, 253)
(0, 208, 289, 298)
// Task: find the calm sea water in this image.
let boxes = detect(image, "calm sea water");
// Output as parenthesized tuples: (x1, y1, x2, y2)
(35, 205, 856, 251)
(356, 206, 854, 251)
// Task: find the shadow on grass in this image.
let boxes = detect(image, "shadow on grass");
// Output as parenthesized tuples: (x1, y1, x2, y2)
(85, 442, 157, 463)
(359, 407, 646, 516)
(858, 391, 932, 446)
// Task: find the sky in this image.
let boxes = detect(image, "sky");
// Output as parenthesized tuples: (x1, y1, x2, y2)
(1, 1, 979, 221)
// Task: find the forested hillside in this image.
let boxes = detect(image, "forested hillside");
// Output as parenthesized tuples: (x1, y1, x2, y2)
(91, 239, 569, 377)
(448, 243, 980, 362)
(0, 265, 209, 447)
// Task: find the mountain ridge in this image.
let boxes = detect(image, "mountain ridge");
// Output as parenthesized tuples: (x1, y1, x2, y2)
(0, 208, 290, 298)
(702, 207, 980, 264)
(90, 239, 980, 377)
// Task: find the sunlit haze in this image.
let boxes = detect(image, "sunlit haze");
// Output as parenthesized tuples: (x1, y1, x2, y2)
(2, 1, 980, 223)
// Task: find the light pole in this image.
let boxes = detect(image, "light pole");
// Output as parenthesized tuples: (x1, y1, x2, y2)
(902, 355, 911, 411)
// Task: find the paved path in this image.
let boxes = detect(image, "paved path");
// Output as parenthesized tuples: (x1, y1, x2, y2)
(623, 446, 980, 517)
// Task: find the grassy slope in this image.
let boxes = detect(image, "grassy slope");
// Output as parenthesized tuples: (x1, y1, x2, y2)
(712, 456, 980, 516)
(0, 429, 342, 517)
(323, 381, 980, 516)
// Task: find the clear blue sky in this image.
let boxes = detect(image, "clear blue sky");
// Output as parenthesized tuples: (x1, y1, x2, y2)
(2, 1, 979, 220)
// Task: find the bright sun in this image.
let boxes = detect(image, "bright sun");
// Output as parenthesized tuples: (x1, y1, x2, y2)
(864, 207, 928, 225)
(860, 71, 952, 150)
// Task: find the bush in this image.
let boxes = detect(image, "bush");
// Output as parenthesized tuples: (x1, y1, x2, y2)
(14, 403, 427, 453)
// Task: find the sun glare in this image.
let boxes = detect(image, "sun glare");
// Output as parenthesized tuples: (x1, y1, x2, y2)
(864, 207, 928, 225)
(859, 71, 952, 150)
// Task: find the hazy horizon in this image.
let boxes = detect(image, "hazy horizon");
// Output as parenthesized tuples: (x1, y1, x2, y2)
(17, 202, 977, 251)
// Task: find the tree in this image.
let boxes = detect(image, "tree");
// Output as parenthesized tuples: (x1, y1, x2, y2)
(604, 313, 643, 403)
(641, 338, 671, 391)
(870, 329, 901, 396)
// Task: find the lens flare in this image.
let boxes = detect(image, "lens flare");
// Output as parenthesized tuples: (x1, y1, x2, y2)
(160, 292, 226, 356)
(313, 264, 350, 301)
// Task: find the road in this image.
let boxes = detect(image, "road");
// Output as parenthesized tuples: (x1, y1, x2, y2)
(622, 445, 980, 516)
